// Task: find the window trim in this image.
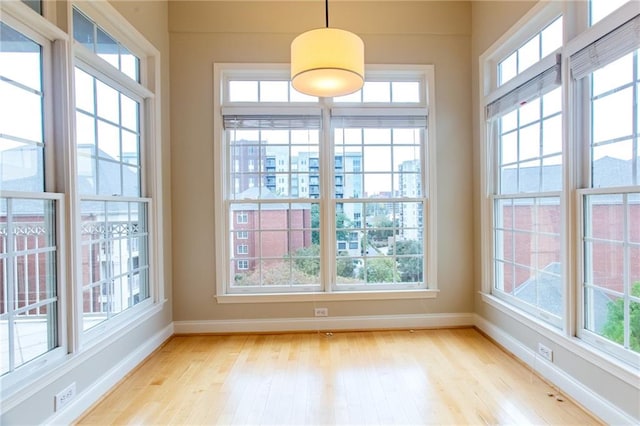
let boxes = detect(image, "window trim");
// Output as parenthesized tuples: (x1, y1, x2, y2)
(213, 63, 438, 303)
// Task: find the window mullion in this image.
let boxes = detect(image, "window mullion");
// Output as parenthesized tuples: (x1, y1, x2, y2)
(321, 105, 335, 292)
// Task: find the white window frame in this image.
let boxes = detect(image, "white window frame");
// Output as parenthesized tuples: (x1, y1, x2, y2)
(214, 63, 438, 303)
(480, 0, 640, 375)
(567, 4, 640, 367)
(0, 2, 69, 396)
(70, 1, 164, 348)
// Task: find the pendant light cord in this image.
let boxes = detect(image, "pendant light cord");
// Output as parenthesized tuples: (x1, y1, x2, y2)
(325, 0, 329, 28)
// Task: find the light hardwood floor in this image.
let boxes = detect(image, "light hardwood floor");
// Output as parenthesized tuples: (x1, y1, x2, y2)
(76, 328, 601, 425)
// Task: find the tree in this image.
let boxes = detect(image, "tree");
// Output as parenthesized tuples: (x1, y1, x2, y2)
(394, 240, 423, 282)
(367, 216, 395, 243)
(311, 204, 352, 243)
(311, 204, 320, 244)
(336, 251, 355, 278)
(359, 258, 399, 283)
(601, 281, 640, 352)
(293, 244, 320, 277)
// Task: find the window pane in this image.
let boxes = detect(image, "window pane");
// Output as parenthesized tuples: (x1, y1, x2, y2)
(259, 81, 288, 102)
(119, 46, 139, 82)
(229, 81, 258, 102)
(541, 17, 562, 57)
(593, 88, 632, 144)
(96, 80, 120, 123)
(593, 141, 633, 187)
(96, 28, 119, 69)
(518, 35, 540, 73)
(392, 82, 420, 103)
(75, 68, 95, 113)
(592, 53, 633, 97)
(0, 24, 44, 193)
(494, 197, 562, 320)
(499, 52, 517, 86)
(1, 197, 58, 374)
(73, 8, 94, 49)
(363, 82, 390, 103)
(80, 200, 149, 330)
(0, 80, 43, 143)
(0, 22, 42, 90)
(590, 0, 630, 25)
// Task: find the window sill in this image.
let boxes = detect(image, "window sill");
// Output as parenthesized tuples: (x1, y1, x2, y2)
(216, 289, 439, 304)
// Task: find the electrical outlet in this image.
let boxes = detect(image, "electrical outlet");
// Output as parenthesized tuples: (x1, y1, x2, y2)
(314, 307, 328, 317)
(55, 382, 76, 411)
(538, 343, 553, 362)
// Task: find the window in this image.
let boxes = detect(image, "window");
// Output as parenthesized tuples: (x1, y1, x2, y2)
(498, 16, 563, 86)
(571, 12, 640, 363)
(0, 0, 163, 398)
(215, 65, 436, 300)
(481, 0, 639, 366)
(237, 230, 248, 239)
(237, 212, 248, 224)
(73, 5, 152, 333)
(237, 244, 248, 255)
(0, 15, 65, 384)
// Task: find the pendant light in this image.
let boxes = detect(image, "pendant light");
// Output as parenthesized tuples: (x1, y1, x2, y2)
(291, 0, 365, 98)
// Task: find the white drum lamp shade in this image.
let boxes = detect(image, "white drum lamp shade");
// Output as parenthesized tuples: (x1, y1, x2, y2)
(291, 28, 365, 98)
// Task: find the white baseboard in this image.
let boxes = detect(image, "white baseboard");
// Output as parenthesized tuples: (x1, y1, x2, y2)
(474, 314, 638, 425)
(174, 312, 475, 334)
(45, 323, 174, 426)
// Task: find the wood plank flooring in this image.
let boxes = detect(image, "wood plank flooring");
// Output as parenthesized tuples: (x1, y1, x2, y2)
(75, 328, 601, 425)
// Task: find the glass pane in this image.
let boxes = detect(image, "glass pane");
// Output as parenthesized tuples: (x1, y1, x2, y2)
(75, 68, 95, 113)
(96, 80, 119, 123)
(630, 194, 640, 244)
(363, 147, 391, 172)
(593, 88, 632, 144)
(518, 160, 541, 193)
(542, 87, 561, 117)
(517, 35, 540, 73)
(333, 90, 361, 103)
(586, 194, 624, 241)
(540, 17, 562, 58)
(592, 53, 632, 98)
(229, 81, 258, 102)
(593, 140, 633, 187)
(121, 130, 139, 165)
(13, 303, 56, 368)
(363, 82, 390, 102)
(75, 112, 96, 147)
(542, 115, 562, 156)
(499, 52, 517, 85)
(97, 120, 120, 160)
(259, 81, 288, 102)
(120, 94, 138, 132)
(360, 257, 397, 283)
(119, 46, 139, 82)
(122, 165, 140, 197)
(519, 98, 540, 126)
(96, 28, 119, 68)
(0, 22, 42, 90)
(519, 124, 540, 161)
(501, 110, 518, 133)
(590, 0, 630, 25)
(391, 82, 420, 103)
(98, 159, 121, 196)
(73, 8, 95, 49)
(0, 80, 43, 143)
(0, 138, 43, 192)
